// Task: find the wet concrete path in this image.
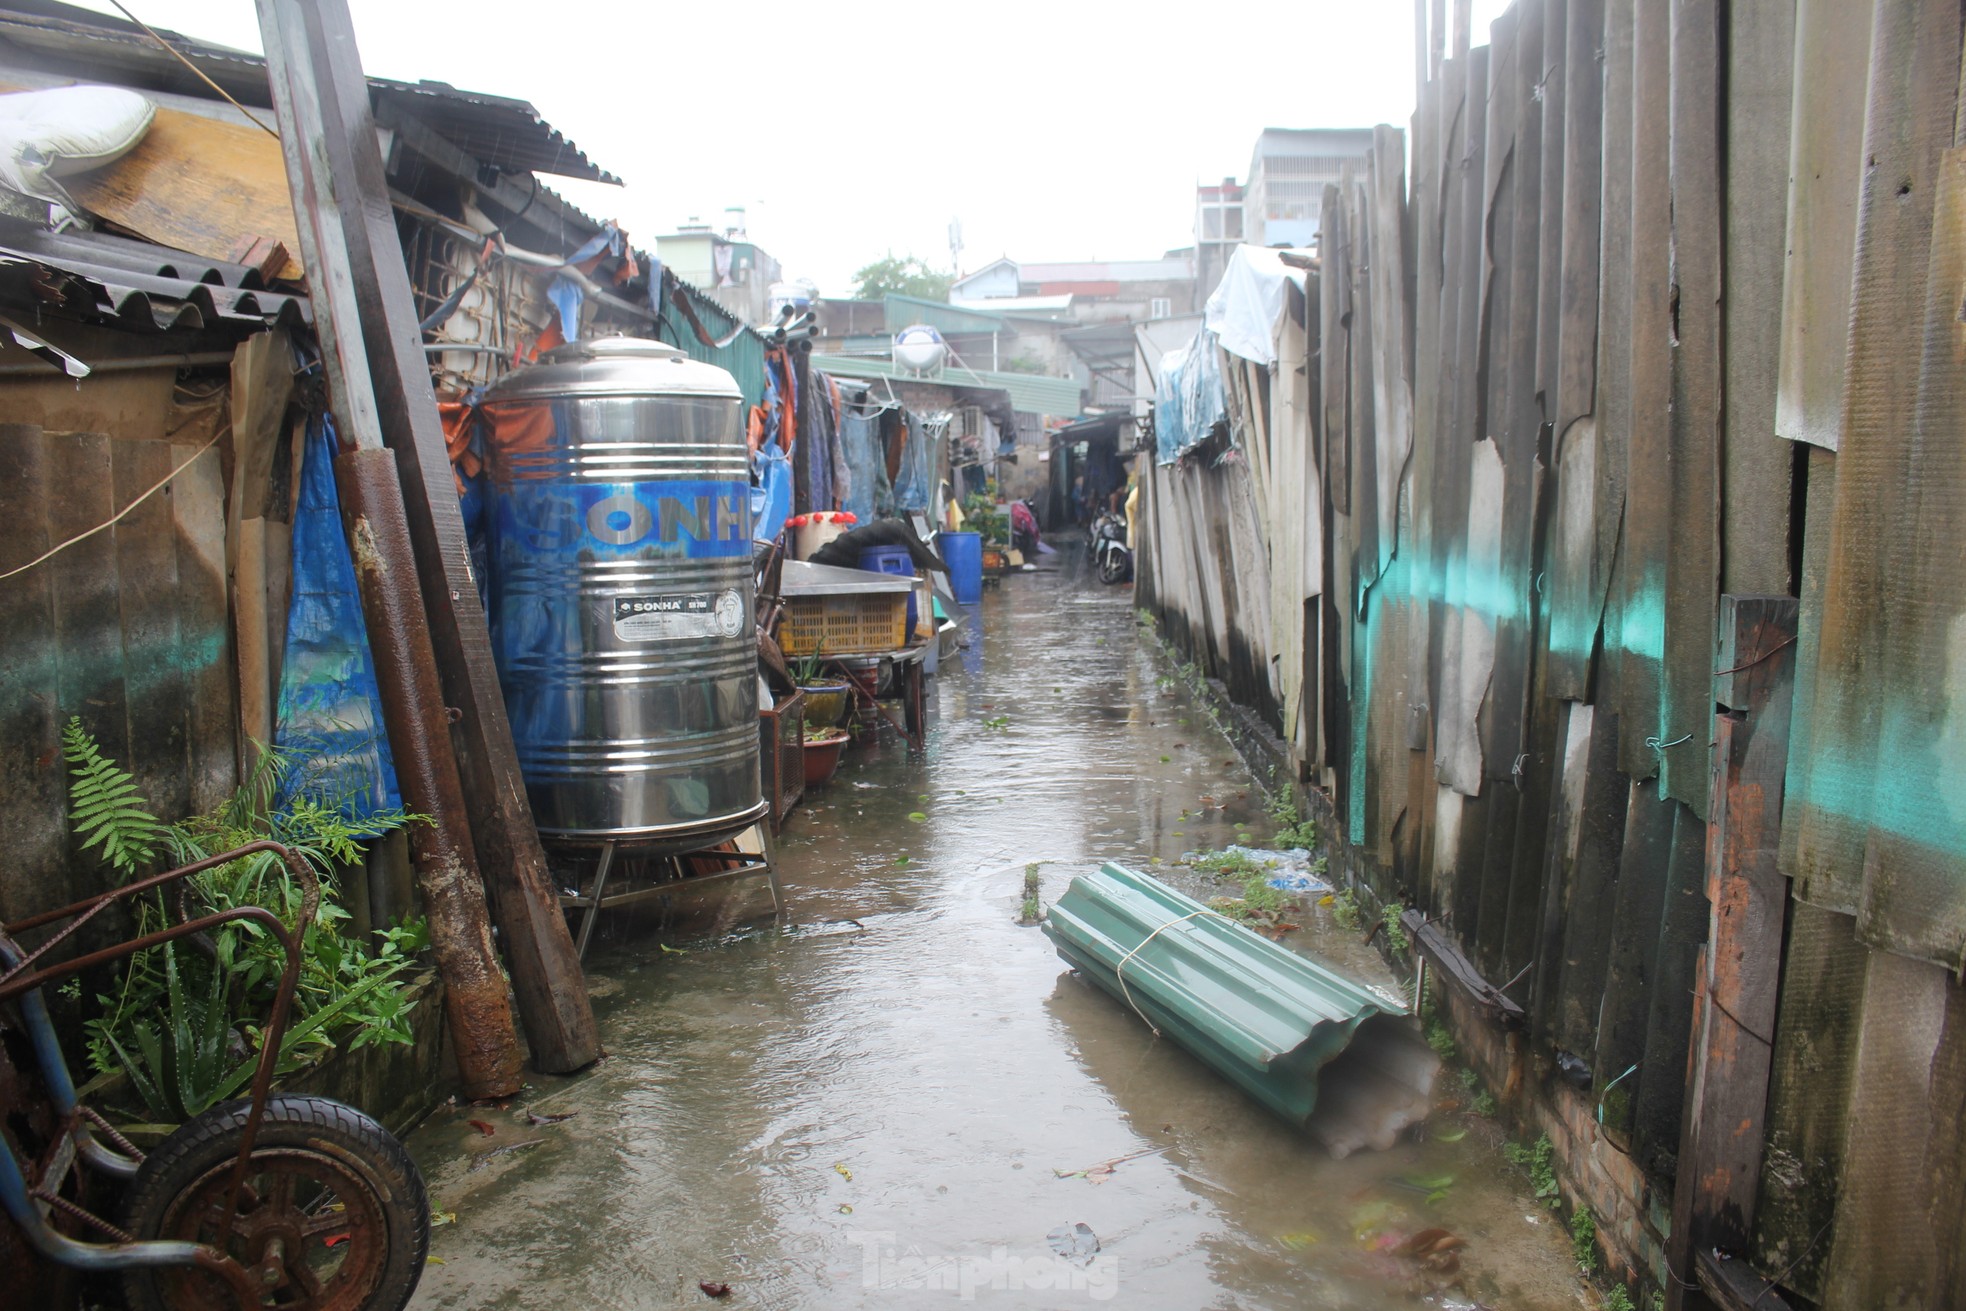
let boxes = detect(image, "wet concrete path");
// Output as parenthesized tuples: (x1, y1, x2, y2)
(407, 552, 1586, 1309)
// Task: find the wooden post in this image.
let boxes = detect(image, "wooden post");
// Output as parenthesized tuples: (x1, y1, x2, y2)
(256, 0, 598, 1076)
(1667, 594, 1798, 1310)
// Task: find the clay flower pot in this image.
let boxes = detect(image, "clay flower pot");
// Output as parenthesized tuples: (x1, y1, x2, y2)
(802, 726, 851, 787)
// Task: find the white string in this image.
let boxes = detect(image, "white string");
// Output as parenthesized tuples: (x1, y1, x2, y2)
(1114, 907, 1225, 1036)
(0, 429, 225, 582)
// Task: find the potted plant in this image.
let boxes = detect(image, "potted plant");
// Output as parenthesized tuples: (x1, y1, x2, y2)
(963, 490, 1011, 572)
(801, 725, 851, 787)
(790, 648, 852, 729)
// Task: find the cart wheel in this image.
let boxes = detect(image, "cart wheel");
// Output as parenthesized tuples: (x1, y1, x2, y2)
(120, 1094, 429, 1311)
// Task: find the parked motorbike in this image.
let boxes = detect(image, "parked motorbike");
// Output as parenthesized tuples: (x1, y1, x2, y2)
(1089, 510, 1133, 584)
(0, 841, 430, 1311)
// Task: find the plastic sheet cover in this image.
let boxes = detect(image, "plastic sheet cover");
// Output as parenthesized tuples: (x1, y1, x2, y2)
(1154, 331, 1226, 465)
(1204, 244, 1309, 367)
(273, 417, 402, 819)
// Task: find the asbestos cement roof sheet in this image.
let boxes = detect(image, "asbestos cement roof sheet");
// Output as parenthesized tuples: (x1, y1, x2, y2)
(0, 221, 310, 333)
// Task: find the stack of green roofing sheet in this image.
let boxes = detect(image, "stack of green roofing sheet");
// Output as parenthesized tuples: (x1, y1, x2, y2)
(1044, 863, 1440, 1157)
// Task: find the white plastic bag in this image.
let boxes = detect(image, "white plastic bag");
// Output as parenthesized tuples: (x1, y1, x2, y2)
(0, 85, 155, 204)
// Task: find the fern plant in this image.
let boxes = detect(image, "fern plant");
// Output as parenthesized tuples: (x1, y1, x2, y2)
(59, 721, 427, 1121)
(62, 716, 166, 878)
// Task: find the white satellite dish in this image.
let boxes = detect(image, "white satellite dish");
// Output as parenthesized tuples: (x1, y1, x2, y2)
(892, 324, 948, 374)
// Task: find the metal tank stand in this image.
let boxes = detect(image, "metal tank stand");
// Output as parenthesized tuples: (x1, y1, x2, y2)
(564, 825, 783, 961)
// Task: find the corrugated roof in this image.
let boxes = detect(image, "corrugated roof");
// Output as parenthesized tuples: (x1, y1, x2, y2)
(811, 352, 1082, 417)
(369, 81, 620, 185)
(0, 5, 620, 184)
(949, 293, 1075, 316)
(0, 222, 310, 333)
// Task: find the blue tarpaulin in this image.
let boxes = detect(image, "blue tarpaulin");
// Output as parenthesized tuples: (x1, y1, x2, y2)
(1154, 330, 1227, 465)
(273, 416, 402, 819)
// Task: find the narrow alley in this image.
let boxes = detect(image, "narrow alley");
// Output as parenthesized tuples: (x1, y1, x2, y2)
(405, 557, 1580, 1310)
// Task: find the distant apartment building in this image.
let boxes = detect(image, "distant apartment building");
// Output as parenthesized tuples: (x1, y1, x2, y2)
(1244, 127, 1375, 250)
(950, 254, 1196, 327)
(1194, 177, 1244, 299)
(654, 208, 782, 326)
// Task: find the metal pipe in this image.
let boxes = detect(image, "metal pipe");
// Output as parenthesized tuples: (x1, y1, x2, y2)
(0, 351, 236, 376)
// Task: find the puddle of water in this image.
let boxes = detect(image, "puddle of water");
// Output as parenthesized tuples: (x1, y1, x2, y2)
(407, 554, 1586, 1310)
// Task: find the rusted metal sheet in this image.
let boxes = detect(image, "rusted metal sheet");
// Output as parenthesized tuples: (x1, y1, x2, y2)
(0, 403, 240, 928)
(1774, 0, 1877, 451)
(1786, 0, 1965, 917)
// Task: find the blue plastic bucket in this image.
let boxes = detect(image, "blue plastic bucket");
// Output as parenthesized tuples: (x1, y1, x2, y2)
(858, 545, 918, 634)
(937, 531, 983, 605)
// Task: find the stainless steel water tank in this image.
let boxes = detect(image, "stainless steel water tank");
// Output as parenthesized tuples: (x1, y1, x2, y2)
(480, 338, 765, 850)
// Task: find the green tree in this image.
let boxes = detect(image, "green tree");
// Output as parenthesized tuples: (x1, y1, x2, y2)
(852, 253, 953, 302)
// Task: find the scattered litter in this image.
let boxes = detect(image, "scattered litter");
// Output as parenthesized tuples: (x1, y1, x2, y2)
(907, 812, 927, 822)
(1432, 1126, 1467, 1143)
(698, 1281, 732, 1298)
(834, 1162, 854, 1181)
(524, 1109, 577, 1126)
(467, 1140, 543, 1172)
(838, 1204, 853, 1214)
(1203, 845, 1334, 893)
(426, 1256, 446, 1266)
(894, 855, 911, 866)
(1046, 1222, 1100, 1267)
(1052, 1144, 1168, 1184)
(1278, 1232, 1319, 1250)
(466, 1120, 496, 1137)
(659, 943, 688, 956)
(431, 1211, 458, 1228)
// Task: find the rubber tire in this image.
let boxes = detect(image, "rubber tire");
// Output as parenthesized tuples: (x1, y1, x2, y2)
(1098, 549, 1131, 585)
(120, 1094, 430, 1311)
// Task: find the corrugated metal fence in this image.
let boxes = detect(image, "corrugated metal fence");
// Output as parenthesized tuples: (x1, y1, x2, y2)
(1138, 1, 1966, 1304)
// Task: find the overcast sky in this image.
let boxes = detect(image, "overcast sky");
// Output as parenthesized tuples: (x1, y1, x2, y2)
(70, 0, 1510, 295)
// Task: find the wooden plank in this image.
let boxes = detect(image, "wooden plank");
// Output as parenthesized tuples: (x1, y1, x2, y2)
(260, 0, 595, 1076)
(0, 423, 65, 923)
(1550, 705, 1631, 1058)
(1589, 0, 1636, 708)
(1630, 796, 1708, 1179)
(1667, 595, 1797, 1309)
(1555, 0, 1606, 439)
(64, 105, 303, 282)
(1614, 0, 1671, 783)
(1657, 0, 1724, 820)
(1594, 776, 1674, 1144)
(1547, 0, 1611, 702)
